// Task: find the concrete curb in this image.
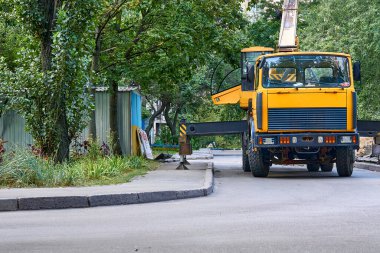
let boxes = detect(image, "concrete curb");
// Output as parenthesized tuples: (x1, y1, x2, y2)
(355, 162, 380, 172)
(0, 199, 17, 211)
(0, 164, 214, 212)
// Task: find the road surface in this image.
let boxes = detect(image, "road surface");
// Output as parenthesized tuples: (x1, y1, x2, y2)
(1, 155, 380, 253)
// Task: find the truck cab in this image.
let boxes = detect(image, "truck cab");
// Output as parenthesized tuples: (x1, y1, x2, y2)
(212, 46, 274, 108)
(244, 52, 361, 177)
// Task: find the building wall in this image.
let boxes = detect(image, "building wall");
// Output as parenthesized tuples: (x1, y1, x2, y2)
(131, 91, 142, 155)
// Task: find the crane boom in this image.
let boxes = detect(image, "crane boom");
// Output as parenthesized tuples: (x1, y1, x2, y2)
(278, 0, 299, 52)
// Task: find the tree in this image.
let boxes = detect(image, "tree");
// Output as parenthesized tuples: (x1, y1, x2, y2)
(247, 0, 282, 48)
(132, 0, 249, 139)
(88, 0, 248, 151)
(299, 0, 380, 120)
(0, 0, 99, 162)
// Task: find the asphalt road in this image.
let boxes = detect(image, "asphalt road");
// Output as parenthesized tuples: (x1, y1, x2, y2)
(1, 155, 380, 253)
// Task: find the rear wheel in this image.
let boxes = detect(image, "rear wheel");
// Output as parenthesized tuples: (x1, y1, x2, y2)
(320, 163, 334, 172)
(307, 163, 320, 172)
(248, 144, 270, 177)
(336, 147, 354, 177)
(242, 133, 250, 172)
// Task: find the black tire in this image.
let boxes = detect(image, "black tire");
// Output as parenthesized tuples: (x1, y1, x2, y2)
(320, 163, 334, 172)
(242, 133, 251, 172)
(307, 163, 320, 172)
(248, 143, 269, 177)
(336, 147, 354, 177)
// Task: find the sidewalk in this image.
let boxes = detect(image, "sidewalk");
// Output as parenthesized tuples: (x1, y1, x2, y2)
(0, 161, 214, 212)
(166, 148, 214, 161)
(355, 155, 380, 172)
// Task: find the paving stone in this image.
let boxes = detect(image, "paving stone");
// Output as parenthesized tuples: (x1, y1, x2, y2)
(176, 189, 205, 199)
(138, 191, 178, 203)
(18, 196, 89, 210)
(0, 199, 18, 211)
(89, 193, 139, 207)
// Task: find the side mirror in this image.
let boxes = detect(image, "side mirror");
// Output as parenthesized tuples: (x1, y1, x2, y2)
(353, 61, 361, 82)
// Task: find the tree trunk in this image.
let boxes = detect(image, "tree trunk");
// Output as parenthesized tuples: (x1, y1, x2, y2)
(39, 0, 59, 72)
(38, 0, 63, 158)
(54, 94, 70, 163)
(164, 104, 181, 140)
(172, 106, 181, 134)
(88, 27, 102, 141)
(145, 101, 167, 141)
(109, 79, 122, 155)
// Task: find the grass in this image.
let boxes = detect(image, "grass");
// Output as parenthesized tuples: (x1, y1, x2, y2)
(0, 148, 158, 188)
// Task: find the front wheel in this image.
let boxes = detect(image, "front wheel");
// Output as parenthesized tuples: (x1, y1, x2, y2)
(248, 144, 270, 177)
(336, 147, 354, 177)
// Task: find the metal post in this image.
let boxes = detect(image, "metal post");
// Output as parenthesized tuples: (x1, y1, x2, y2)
(177, 119, 192, 170)
(374, 134, 380, 164)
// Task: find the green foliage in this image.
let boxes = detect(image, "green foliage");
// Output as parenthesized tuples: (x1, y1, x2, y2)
(0, 1, 100, 159)
(86, 139, 104, 160)
(0, 148, 152, 188)
(113, 1, 249, 135)
(299, 0, 380, 120)
(0, 2, 23, 70)
(155, 125, 177, 145)
(1, 0, 253, 156)
(248, 0, 282, 48)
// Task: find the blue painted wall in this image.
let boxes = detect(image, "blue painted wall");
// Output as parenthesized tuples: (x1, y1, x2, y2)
(131, 91, 142, 128)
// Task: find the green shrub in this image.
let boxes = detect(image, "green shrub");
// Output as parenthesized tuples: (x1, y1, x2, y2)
(0, 148, 154, 188)
(126, 156, 147, 170)
(0, 149, 44, 187)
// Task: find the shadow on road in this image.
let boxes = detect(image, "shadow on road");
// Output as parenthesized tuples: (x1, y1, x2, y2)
(214, 162, 376, 180)
(212, 155, 379, 180)
(268, 167, 339, 179)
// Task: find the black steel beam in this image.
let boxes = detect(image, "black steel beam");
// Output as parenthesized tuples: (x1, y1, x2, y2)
(358, 120, 380, 137)
(185, 120, 380, 137)
(186, 121, 247, 136)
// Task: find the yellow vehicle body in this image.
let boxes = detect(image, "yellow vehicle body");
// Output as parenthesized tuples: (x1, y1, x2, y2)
(213, 51, 356, 134)
(212, 85, 241, 105)
(252, 52, 356, 134)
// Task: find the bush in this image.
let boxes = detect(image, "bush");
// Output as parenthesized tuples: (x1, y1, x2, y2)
(155, 125, 177, 145)
(0, 148, 153, 188)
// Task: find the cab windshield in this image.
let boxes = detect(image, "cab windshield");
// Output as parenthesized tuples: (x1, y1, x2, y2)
(262, 55, 351, 88)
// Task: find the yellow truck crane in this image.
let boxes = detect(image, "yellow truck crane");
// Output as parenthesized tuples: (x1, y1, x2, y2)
(180, 0, 380, 177)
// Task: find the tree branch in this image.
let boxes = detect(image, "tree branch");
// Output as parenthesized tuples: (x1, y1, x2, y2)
(145, 100, 167, 141)
(95, 0, 129, 47)
(126, 40, 169, 60)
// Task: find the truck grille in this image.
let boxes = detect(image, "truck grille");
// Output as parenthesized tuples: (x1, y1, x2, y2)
(268, 108, 347, 130)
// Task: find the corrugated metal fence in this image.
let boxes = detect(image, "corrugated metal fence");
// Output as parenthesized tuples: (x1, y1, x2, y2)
(0, 88, 141, 156)
(0, 110, 33, 148)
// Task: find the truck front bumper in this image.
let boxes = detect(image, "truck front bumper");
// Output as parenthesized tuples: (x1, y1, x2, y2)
(254, 132, 360, 149)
